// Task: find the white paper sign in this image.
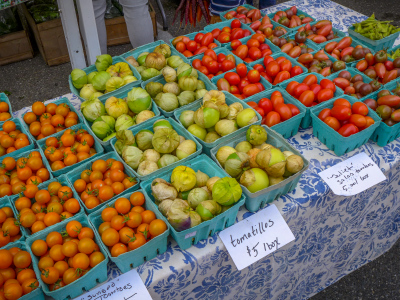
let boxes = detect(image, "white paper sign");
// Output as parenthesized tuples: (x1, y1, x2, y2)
(318, 152, 386, 196)
(218, 204, 295, 271)
(74, 269, 152, 300)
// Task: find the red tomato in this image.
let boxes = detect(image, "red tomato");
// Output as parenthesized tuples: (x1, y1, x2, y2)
(293, 83, 310, 99)
(217, 53, 226, 63)
(333, 98, 351, 108)
(331, 105, 352, 120)
(247, 101, 258, 109)
(222, 27, 231, 33)
(186, 41, 198, 52)
(352, 102, 369, 116)
(252, 64, 265, 73)
(299, 90, 315, 107)
(194, 33, 204, 43)
(260, 72, 272, 83)
(318, 108, 331, 120)
(211, 28, 221, 39)
(231, 19, 241, 29)
(255, 82, 264, 92)
(274, 103, 293, 121)
(324, 116, 341, 131)
(224, 72, 241, 85)
(259, 43, 270, 51)
(262, 49, 273, 57)
(258, 98, 273, 114)
(201, 33, 214, 47)
(252, 33, 265, 44)
(264, 111, 281, 127)
(198, 66, 209, 75)
(266, 61, 280, 78)
(206, 60, 219, 74)
(217, 78, 231, 91)
(230, 40, 242, 50)
(192, 59, 202, 70)
(204, 49, 217, 61)
(221, 60, 235, 72)
(302, 74, 318, 86)
(275, 56, 286, 64)
(202, 55, 213, 65)
(273, 71, 291, 85)
(255, 107, 265, 118)
(243, 84, 260, 97)
(246, 39, 260, 48)
(286, 81, 300, 96)
(350, 114, 367, 128)
(263, 56, 274, 66)
(271, 96, 284, 108)
(320, 79, 336, 92)
(338, 124, 359, 137)
(279, 59, 292, 72)
(309, 84, 322, 96)
(238, 79, 250, 93)
(230, 85, 239, 94)
(218, 32, 231, 43)
(235, 45, 249, 59)
(176, 42, 186, 53)
(287, 104, 300, 116)
(317, 89, 334, 102)
(290, 66, 303, 77)
(249, 47, 262, 61)
(182, 50, 193, 57)
(231, 28, 244, 40)
(194, 46, 207, 55)
(236, 63, 248, 78)
(247, 70, 261, 83)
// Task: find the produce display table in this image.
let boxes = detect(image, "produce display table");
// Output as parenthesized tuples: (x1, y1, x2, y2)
(11, 1, 400, 299)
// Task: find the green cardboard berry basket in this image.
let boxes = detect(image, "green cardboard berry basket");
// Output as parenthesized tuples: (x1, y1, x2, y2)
(10, 174, 85, 238)
(244, 87, 306, 138)
(140, 154, 246, 250)
(279, 72, 344, 128)
(0, 117, 35, 159)
(69, 56, 142, 103)
(210, 125, 309, 212)
(67, 152, 139, 214)
(140, 71, 217, 118)
(20, 97, 85, 142)
(348, 25, 400, 52)
(220, 4, 266, 22)
(203, 19, 255, 47)
(173, 91, 262, 155)
(110, 116, 202, 181)
(88, 189, 170, 273)
(26, 214, 109, 300)
(81, 87, 160, 152)
(363, 83, 400, 147)
(310, 95, 381, 156)
(36, 123, 104, 178)
(0, 92, 13, 125)
(2, 241, 45, 300)
(0, 197, 27, 247)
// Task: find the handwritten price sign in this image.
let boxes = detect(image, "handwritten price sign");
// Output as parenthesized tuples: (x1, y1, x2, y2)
(318, 152, 386, 196)
(219, 204, 295, 270)
(74, 269, 152, 300)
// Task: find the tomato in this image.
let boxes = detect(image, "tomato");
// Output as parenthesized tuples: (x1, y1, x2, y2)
(41, 267, 59, 284)
(318, 108, 331, 120)
(338, 123, 359, 137)
(231, 28, 244, 40)
(352, 102, 369, 116)
(235, 45, 248, 60)
(219, 60, 234, 73)
(236, 63, 247, 78)
(293, 83, 310, 99)
(218, 32, 231, 43)
(307, 84, 321, 96)
(186, 40, 197, 53)
(247, 101, 258, 109)
(211, 28, 221, 39)
(247, 70, 260, 83)
(349, 114, 367, 128)
(287, 103, 301, 116)
(290, 66, 303, 77)
(231, 19, 241, 28)
(248, 47, 262, 61)
(128, 233, 147, 250)
(194, 32, 204, 43)
(258, 98, 273, 114)
(274, 103, 292, 121)
(264, 111, 281, 127)
(273, 71, 291, 85)
(299, 90, 315, 107)
(302, 74, 318, 86)
(323, 116, 341, 131)
(320, 79, 336, 92)
(230, 40, 242, 51)
(149, 219, 167, 237)
(216, 78, 231, 92)
(279, 59, 292, 72)
(224, 72, 241, 85)
(317, 89, 334, 102)
(243, 84, 260, 97)
(331, 105, 352, 120)
(265, 61, 280, 78)
(333, 98, 351, 108)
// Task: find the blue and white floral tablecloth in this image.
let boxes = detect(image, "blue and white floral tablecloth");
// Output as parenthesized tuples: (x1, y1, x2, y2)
(13, 1, 400, 299)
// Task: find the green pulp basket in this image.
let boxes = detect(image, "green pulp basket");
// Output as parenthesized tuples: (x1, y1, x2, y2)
(0, 197, 27, 247)
(0, 93, 13, 125)
(0, 117, 35, 159)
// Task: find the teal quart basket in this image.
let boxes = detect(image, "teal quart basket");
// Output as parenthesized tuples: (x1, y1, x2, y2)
(26, 214, 109, 300)
(69, 56, 142, 103)
(0, 197, 27, 247)
(140, 154, 246, 250)
(249, 52, 308, 87)
(279, 72, 344, 128)
(36, 123, 104, 178)
(81, 87, 161, 152)
(244, 87, 306, 138)
(210, 125, 309, 212)
(2, 241, 45, 300)
(20, 97, 85, 142)
(203, 19, 255, 47)
(348, 25, 400, 52)
(267, 8, 316, 32)
(168, 30, 222, 60)
(0, 117, 35, 159)
(140, 71, 217, 118)
(67, 152, 140, 214)
(0, 92, 13, 125)
(110, 116, 203, 181)
(310, 95, 381, 156)
(173, 91, 262, 155)
(362, 83, 400, 147)
(9, 174, 85, 238)
(88, 189, 170, 273)
(220, 4, 266, 22)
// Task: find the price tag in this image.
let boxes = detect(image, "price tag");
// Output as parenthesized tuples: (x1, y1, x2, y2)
(74, 269, 152, 300)
(318, 152, 386, 196)
(218, 204, 295, 271)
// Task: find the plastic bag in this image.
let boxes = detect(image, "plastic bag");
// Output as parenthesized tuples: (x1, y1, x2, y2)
(0, 8, 22, 36)
(105, 0, 124, 19)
